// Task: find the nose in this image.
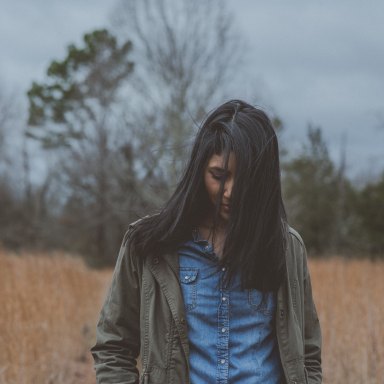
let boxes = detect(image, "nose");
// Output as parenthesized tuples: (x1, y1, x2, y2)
(223, 178, 233, 200)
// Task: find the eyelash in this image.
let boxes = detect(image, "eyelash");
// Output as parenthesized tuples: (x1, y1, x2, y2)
(211, 173, 226, 181)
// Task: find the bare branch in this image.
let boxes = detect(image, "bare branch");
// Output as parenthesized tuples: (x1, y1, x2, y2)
(112, 0, 243, 187)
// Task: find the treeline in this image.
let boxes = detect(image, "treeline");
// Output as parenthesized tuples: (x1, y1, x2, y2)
(0, 0, 383, 265)
(282, 127, 384, 256)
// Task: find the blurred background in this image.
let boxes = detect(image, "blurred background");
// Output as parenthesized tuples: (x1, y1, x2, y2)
(1, 0, 383, 383)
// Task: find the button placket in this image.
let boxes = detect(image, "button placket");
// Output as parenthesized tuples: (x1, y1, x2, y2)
(217, 284, 229, 381)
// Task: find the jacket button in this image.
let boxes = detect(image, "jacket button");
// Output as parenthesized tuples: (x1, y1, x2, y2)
(280, 309, 284, 319)
(180, 318, 186, 324)
(153, 257, 159, 264)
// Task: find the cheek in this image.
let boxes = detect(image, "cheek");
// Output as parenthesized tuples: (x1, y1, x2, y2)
(205, 177, 220, 201)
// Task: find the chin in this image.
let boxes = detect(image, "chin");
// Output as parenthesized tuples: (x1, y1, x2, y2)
(219, 212, 230, 222)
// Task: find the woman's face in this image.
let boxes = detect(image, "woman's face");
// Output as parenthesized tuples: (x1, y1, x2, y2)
(204, 152, 236, 223)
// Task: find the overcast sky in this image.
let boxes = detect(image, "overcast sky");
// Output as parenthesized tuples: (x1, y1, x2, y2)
(1, 0, 383, 180)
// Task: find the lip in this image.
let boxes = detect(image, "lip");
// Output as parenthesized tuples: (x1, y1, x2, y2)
(221, 204, 230, 211)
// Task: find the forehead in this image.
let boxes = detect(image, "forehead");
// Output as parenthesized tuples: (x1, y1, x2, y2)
(206, 152, 236, 169)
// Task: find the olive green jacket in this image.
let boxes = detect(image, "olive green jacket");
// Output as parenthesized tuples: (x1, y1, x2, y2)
(91, 224, 322, 384)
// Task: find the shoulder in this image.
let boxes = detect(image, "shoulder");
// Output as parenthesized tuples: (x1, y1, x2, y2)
(121, 214, 158, 246)
(287, 226, 305, 248)
(286, 225, 307, 263)
(116, 217, 151, 272)
(285, 225, 309, 279)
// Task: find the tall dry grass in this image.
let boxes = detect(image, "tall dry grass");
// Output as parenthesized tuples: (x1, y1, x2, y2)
(309, 257, 384, 384)
(1, 249, 383, 383)
(0, 249, 111, 384)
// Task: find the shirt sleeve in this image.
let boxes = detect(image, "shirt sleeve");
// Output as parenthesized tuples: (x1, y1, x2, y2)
(91, 229, 141, 384)
(302, 241, 322, 383)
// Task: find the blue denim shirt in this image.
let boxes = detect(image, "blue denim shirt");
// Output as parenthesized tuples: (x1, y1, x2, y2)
(177, 230, 283, 384)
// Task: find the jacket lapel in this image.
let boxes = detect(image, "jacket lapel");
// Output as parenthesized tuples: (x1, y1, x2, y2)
(147, 251, 190, 359)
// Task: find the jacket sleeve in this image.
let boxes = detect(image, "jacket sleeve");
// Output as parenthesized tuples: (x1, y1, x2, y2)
(302, 243, 322, 383)
(91, 229, 141, 384)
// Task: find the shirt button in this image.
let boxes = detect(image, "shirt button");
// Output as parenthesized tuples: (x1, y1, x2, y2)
(204, 245, 210, 250)
(222, 297, 226, 301)
(222, 267, 226, 271)
(220, 359, 225, 364)
(221, 328, 226, 332)
(184, 276, 190, 280)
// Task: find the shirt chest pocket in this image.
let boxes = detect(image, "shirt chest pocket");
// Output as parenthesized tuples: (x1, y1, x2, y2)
(248, 290, 276, 317)
(179, 267, 199, 312)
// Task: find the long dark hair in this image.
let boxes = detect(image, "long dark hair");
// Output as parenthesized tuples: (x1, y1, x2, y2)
(131, 100, 288, 291)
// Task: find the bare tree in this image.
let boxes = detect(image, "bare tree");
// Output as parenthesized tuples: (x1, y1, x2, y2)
(0, 87, 16, 168)
(112, 0, 243, 199)
(0, 88, 40, 249)
(0, 87, 15, 247)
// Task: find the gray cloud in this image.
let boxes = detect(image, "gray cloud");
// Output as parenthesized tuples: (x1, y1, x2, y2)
(227, 0, 384, 176)
(0, 0, 383, 178)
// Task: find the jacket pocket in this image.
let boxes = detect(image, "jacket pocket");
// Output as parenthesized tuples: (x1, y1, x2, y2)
(285, 356, 307, 384)
(179, 267, 199, 312)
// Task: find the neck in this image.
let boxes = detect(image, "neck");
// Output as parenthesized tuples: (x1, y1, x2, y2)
(200, 215, 227, 234)
(198, 214, 228, 258)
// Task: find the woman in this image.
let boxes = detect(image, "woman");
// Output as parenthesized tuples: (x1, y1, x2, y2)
(91, 100, 322, 384)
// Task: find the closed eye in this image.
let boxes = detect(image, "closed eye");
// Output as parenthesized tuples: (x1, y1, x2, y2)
(210, 170, 227, 181)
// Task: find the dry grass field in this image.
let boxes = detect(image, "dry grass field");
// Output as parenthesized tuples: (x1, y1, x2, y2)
(310, 258, 384, 384)
(0, 249, 383, 384)
(0, 249, 110, 384)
